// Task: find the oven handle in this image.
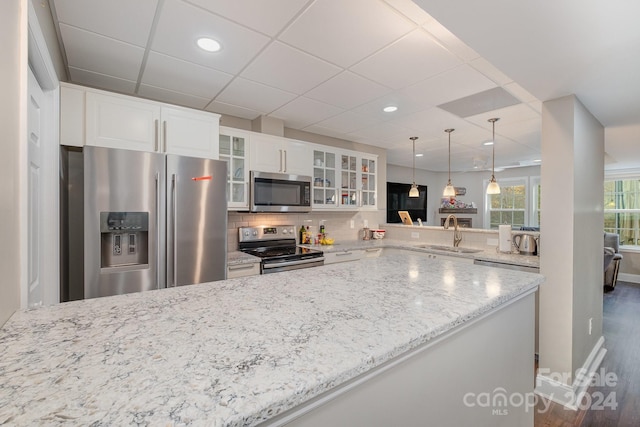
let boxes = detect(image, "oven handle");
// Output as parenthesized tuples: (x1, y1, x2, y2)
(262, 257, 325, 269)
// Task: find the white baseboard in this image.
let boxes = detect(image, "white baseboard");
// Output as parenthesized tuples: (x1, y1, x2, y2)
(534, 336, 606, 410)
(617, 273, 640, 284)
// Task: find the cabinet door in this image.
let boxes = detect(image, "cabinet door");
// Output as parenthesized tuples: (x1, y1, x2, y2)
(220, 128, 249, 209)
(162, 107, 219, 159)
(360, 155, 377, 208)
(282, 139, 312, 176)
(249, 133, 285, 173)
(86, 92, 160, 152)
(312, 149, 338, 208)
(340, 153, 358, 208)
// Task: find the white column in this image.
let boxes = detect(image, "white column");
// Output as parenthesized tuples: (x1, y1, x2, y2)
(536, 94, 606, 408)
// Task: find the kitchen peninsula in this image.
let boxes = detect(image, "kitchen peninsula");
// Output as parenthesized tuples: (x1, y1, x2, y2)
(0, 251, 542, 426)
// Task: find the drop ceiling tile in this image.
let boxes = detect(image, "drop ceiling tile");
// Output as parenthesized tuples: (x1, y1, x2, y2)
(504, 82, 538, 103)
(469, 57, 513, 85)
(205, 101, 262, 121)
(348, 122, 416, 143)
(438, 87, 520, 118)
(279, 0, 414, 67)
(422, 19, 480, 62)
(186, 0, 310, 36)
(68, 67, 137, 94)
(311, 111, 378, 134)
(350, 91, 436, 121)
(53, 0, 157, 46)
(305, 71, 391, 109)
(60, 24, 144, 81)
(138, 84, 211, 109)
(270, 97, 344, 129)
(402, 64, 497, 109)
(390, 107, 476, 137)
(216, 77, 298, 113)
(383, 0, 434, 25)
(152, 0, 270, 74)
(241, 42, 341, 95)
(465, 103, 541, 128)
(352, 29, 462, 90)
(142, 52, 233, 99)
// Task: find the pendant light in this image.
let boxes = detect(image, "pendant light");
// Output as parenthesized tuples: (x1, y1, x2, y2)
(409, 137, 419, 198)
(443, 128, 456, 197)
(486, 118, 501, 195)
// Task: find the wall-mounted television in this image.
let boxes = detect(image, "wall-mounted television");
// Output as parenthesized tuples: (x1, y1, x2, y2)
(386, 182, 427, 223)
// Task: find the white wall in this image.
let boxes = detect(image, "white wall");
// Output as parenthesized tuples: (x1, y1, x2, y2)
(0, 0, 27, 326)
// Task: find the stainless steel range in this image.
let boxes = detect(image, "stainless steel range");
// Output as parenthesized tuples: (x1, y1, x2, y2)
(239, 225, 324, 274)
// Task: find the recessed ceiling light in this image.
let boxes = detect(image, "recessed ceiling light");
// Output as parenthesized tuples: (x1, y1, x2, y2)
(483, 141, 494, 146)
(383, 106, 398, 113)
(415, 153, 424, 157)
(197, 37, 221, 52)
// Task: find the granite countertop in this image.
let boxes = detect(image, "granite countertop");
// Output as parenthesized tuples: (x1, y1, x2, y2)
(0, 252, 543, 426)
(227, 251, 261, 265)
(299, 239, 541, 269)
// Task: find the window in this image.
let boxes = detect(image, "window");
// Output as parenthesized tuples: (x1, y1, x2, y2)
(485, 177, 528, 229)
(604, 178, 640, 246)
(531, 176, 541, 227)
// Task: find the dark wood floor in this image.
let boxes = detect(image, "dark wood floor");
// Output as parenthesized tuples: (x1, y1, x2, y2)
(534, 281, 640, 427)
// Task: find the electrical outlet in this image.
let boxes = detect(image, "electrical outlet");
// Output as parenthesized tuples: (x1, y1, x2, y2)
(363, 219, 368, 228)
(588, 318, 593, 335)
(411, 232, 419, 239)
(350, 220, 354, 229)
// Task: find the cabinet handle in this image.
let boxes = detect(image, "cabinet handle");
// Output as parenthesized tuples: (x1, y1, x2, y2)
(336, 251, 353, 256)
(283, 150, 287, 172)
(365, 248, 380, 253)
(229, 263, 257, 271)
(163, 120, 167, 153)
(154, 120, 159, 152)
(279, 149, 284, 172)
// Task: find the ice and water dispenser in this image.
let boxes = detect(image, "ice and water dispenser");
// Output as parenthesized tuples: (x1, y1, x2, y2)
(100, 212, 149, 268)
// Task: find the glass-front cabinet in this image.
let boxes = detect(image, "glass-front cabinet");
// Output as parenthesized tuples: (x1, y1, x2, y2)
(313, 146, 377, 210)
(313, 149, 338, 208)
(219, 127, 249, 209)
(361, 156, 376, 208)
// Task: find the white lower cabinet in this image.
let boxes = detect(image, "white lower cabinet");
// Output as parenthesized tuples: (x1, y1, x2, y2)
(227, 263, 260, 279)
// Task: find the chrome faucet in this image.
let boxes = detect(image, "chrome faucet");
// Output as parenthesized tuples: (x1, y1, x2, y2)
(443, 214, 463, 247)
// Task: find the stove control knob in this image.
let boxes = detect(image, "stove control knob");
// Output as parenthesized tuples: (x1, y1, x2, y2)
(252, 230, 258, 236)
(243, 230, 249, 237)
(282, 229, 288, 235)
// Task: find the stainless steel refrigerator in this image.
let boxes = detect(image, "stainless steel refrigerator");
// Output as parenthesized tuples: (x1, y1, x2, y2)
(61, 146, 227, 300)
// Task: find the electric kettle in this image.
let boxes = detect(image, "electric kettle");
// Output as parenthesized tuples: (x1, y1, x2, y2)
(513, 234, 537, 256)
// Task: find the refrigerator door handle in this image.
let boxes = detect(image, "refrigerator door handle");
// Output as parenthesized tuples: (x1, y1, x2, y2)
(155, 172, 161, 289)
(171, 173, 178, 287)
(163, 121, 168, 153)
(154, 120, 159, 152)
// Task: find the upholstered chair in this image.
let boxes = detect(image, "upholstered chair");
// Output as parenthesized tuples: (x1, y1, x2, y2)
(604, 232, 623, 289)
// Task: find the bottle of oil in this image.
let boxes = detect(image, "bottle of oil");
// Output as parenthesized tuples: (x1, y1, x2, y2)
(299, 225, 306, 244)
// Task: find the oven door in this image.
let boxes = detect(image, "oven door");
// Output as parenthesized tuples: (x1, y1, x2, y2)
(261, 256, 324, 274)
(250, 171, 312, 213)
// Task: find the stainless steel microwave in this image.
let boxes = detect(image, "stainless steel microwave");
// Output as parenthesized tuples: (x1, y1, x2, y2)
(250, 171, 312, 212)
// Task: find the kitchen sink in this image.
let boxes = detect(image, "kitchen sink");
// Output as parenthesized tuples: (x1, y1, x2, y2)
(419, 245, 483, 254)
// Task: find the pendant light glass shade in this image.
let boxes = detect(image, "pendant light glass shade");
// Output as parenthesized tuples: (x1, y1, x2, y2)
(409, 137, 419, 198)
(442, 128, 455, 197)
(486, 118, 501, 195)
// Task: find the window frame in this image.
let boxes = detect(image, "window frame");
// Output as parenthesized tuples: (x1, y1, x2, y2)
(483, 176, 530, 229)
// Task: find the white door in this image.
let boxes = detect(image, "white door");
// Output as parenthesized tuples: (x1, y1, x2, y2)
(27, 69, 44, 308)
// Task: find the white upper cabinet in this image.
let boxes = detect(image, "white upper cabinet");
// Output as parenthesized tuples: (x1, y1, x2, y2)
(250, 133, 311, 176)
(86, 91, 160, 152)
(63, 83, 220, 159)
(219, 126, 250, 210)
(160, 106, 220, 158)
